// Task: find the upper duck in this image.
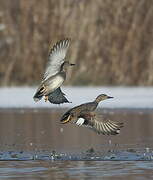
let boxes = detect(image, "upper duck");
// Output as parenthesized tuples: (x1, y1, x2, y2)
(33, 38, 75, 104)
(61, 94, 123, 135)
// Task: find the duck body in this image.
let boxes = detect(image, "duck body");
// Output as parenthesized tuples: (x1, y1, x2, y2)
(71, 101, 98, 113)
(61, 101, 98, 122)
(46, 72, 66, 93)
(33, 72, 65, 101)
(61, 101, 97, 124)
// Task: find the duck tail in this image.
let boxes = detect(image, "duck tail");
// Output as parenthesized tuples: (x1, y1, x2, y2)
(33, 88, 44, 102)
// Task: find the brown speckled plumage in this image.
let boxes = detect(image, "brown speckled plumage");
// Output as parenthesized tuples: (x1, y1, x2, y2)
(61, 94, 123, 135)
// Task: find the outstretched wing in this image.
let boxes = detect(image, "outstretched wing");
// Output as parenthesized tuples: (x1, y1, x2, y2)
(75, 111, 124, 135)
(48, 87, 70, 104)
(43, 38, 70, 81)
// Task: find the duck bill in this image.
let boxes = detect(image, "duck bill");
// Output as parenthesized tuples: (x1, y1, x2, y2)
(61, 115, 71, 124)
(107, 96, 114, 99)
(70, 63, 75, 66)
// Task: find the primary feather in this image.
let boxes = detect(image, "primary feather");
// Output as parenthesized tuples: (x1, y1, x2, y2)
(80, 112, 123, 135)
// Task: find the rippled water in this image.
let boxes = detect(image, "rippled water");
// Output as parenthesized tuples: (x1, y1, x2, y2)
(0, 161, 153, 180)
(0, 108, 153, 179)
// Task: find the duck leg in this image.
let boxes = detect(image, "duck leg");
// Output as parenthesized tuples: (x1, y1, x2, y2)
(44, 95, 48, 102)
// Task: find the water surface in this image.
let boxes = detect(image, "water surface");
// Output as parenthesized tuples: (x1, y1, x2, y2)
(0, 108, 153, 179)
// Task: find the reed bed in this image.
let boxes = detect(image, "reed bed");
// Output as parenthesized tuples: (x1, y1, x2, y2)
(0, 0, 153, 86)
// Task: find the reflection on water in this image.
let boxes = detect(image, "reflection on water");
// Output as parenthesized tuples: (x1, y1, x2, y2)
(0, 108, 153, 179)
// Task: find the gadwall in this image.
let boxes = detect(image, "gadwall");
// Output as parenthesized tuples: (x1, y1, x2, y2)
(61, 94, 123, 135)
(33, 39, 75, 104)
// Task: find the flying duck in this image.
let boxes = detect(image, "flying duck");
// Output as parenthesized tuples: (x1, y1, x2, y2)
(33, 38, 75, 104)
(60, 94, 123, 135)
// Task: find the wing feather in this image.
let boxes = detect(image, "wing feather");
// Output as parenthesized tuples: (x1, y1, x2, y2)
(48, 87, 70, 104)
(43, 38, 70, 81)
(77, 111, 123, 135)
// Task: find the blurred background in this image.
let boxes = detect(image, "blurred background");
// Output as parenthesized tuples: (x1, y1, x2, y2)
(0, 0, 153, 86)
(0, 1, 153, 179)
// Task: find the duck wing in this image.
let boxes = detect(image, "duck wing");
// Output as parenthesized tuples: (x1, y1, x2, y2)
(48, 87, 70, 104)
(43, 38, 70, 81)
(75, 111, 124, 135)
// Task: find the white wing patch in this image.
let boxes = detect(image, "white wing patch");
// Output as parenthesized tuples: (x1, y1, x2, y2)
(76, 118, 85, 126)
(43, 39, 70, 81)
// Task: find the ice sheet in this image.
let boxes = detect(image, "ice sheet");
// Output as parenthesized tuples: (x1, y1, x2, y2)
(1, 86, 153, 108)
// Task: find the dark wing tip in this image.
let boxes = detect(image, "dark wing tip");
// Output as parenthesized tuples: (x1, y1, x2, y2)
(48, 95, 70, 104)
(48, 88, 71, 104)
(49, 38, 71, 56)
(55, 38, 70, 49)
(63, 37, 71, 43)
(106, 121, 124, 135)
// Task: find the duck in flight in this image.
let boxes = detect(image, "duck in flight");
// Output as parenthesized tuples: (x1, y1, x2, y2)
(33, 38, 75, 104)
(61, 94, 123, 135)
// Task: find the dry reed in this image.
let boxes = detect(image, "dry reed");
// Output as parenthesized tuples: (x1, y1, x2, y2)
(0, 0, 153, 86)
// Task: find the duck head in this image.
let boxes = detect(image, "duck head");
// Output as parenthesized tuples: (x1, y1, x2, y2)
(95, 94, 113, 103)
(61, 61, 75, 71)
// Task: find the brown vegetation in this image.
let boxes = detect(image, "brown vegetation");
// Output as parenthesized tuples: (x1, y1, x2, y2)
(0, 0, 153, 86)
